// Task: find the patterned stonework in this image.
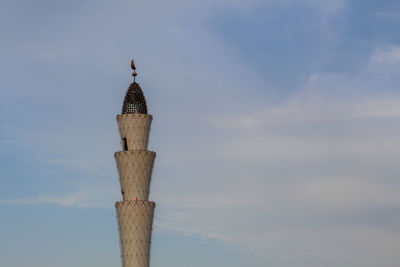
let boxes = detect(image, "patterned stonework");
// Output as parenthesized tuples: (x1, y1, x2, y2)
(115, 150, 156, 201)
(115, 113, 155, 267)
(117, 114, 152, 151)
(116, 201, 155, 267)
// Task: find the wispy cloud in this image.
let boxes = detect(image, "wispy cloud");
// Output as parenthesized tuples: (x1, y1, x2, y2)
(0, 191, 92, 208)
(151, 84, 400, 265)
(372, 45, 400, 65)
(0, 189, 118, 208)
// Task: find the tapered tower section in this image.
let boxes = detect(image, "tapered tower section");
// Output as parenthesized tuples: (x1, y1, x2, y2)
(115, 60, 156, 267)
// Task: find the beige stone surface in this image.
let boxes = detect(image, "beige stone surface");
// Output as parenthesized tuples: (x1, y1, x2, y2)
(117, 113, 153, 151)
(115, 113, 156, 267)
(114, 150, 156, 201)
(116, 201, 155, 267)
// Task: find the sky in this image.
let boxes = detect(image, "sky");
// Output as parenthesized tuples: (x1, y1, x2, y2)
(1, 0, 400, 266)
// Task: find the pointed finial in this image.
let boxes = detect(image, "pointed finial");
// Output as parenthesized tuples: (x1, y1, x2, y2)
(131, 59, 137, 82)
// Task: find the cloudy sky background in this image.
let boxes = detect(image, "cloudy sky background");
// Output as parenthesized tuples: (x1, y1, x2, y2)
(1, 0, 400, 266)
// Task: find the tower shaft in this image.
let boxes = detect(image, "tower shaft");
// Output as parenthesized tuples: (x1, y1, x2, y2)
(115, 113, 155, 267)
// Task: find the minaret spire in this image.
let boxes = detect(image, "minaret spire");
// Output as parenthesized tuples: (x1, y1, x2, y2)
(114, 60, 156, 267)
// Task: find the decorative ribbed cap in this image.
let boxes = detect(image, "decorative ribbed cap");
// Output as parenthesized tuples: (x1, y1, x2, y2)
(121, 60, 148, 114)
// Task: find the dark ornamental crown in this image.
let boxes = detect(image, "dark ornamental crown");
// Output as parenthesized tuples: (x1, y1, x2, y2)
(122, 82, 148, 114)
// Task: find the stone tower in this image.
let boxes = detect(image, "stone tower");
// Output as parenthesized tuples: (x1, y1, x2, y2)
(115, 60, 155, 267)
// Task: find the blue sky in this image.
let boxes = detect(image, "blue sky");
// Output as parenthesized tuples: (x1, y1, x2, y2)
(1, 0, 400, 266)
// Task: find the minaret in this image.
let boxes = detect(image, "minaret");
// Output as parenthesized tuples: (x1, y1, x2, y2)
(115, 60, 156, 267)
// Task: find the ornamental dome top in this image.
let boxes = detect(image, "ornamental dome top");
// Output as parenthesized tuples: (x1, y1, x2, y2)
(121, 60, 148, 114)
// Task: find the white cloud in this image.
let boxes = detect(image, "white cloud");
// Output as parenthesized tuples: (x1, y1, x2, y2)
(1, 188, 118, 208)
(372, 45, 400, 65)
(151, 88, 400, 266)
(0, 192, 92, 208)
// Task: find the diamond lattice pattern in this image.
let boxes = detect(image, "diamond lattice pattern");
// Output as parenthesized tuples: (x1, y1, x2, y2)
(117, 114, 152, 151)
(115, 150, 156, 201)
(116, 201, 155, 267)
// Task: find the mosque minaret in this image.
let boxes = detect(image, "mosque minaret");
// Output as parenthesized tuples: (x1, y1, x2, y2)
(114, 60, 156, 267)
